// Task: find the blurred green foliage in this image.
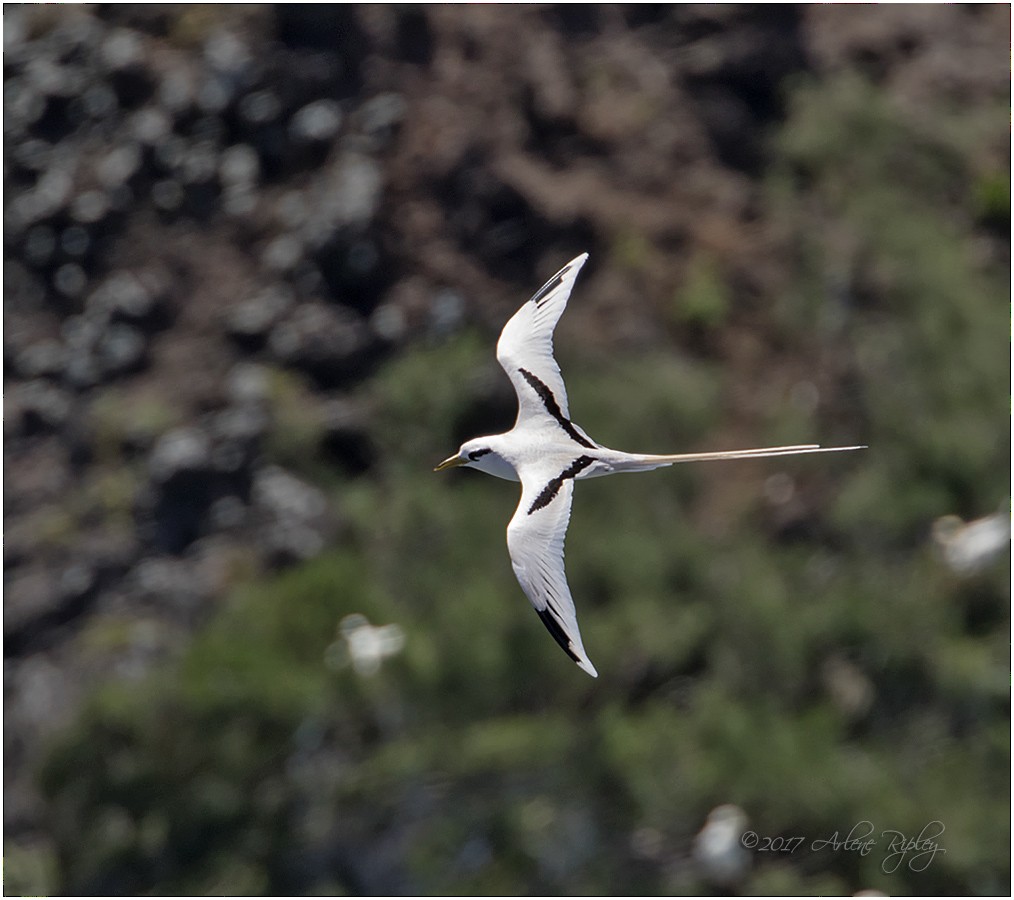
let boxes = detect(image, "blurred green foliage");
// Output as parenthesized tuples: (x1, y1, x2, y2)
(670, 253, 732, 330)
(28, 74, 1009, 899)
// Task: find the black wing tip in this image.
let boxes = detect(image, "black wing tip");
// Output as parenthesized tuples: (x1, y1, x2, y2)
(529, 270, 566, 307)
(535, 607, 581, 664)
(528, 253, 589, 307)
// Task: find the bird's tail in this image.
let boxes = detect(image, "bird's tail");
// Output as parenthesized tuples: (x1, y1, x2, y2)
(593, 444, 866, 474)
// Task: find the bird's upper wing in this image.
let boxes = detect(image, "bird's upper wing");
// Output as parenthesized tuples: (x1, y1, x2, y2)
(496, 253, 588, 425)
(506, 457, 598, 677)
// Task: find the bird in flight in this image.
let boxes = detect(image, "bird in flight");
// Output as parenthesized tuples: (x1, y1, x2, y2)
(435, 253, 864, 677)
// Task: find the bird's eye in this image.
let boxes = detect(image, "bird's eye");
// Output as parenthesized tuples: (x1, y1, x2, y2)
(468, 448, 491, 461)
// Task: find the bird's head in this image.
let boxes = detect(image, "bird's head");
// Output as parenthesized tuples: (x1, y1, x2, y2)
(433, 439, 493, 472)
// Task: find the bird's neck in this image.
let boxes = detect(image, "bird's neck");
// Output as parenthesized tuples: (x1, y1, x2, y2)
(471, 436, 521, 482)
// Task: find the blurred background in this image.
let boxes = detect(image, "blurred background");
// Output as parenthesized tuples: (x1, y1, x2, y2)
(3, 4, 1010, 896)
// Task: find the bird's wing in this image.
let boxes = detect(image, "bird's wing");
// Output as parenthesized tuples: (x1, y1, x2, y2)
(507, 457, 598, 677)
(496, 253, 588, 425)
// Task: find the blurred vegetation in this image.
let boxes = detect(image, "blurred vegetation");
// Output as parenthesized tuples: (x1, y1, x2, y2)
(15, 41, 1009, 900)
(669, 253, 732, 331)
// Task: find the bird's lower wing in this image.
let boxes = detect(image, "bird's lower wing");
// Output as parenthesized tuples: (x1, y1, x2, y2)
(507, 463, 597, 677)
(496, 253, 588, 425)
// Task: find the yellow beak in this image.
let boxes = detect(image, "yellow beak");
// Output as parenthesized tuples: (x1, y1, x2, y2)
(434, 454, 466, 472)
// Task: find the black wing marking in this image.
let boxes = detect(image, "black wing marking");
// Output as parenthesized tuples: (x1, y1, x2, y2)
(528, 261, 573, 307)
(528, 455, 595, 515)
(536, 607, 581, 663)
(518, 368, 596, 449)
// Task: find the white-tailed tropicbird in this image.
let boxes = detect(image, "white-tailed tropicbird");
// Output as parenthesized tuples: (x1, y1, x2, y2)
(435, 253, 865, 677)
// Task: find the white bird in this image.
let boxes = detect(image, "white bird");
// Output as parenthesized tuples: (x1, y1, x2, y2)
(435, 253, 865, 677)
(693, 804, 751, 888)
(337, 613, 406, 677)
(932, 509, 1010, 576)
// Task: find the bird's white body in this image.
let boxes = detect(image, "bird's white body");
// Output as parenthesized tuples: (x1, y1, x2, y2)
(461, 432, 630, 483)
(436, 253, 865, 677)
